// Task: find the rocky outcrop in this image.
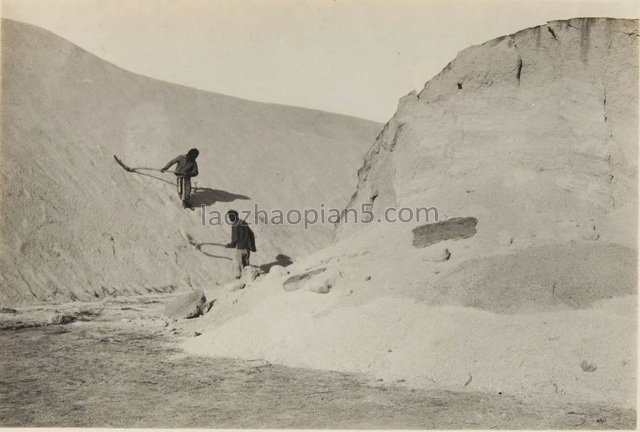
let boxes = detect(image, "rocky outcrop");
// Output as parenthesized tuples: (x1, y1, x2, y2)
(163, 290, 207, 319)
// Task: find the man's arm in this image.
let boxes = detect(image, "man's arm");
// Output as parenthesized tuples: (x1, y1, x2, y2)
(161, 156, 181, 172)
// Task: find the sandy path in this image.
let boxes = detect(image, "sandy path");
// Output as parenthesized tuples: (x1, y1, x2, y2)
(0, 299, 634, 429)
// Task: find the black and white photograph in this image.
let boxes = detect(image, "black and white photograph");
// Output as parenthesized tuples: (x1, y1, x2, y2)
(0, 0, 637, 429)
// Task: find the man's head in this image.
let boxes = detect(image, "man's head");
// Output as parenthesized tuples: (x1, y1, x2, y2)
(227, 210, 239, 224)
(187, 148, 199, 160)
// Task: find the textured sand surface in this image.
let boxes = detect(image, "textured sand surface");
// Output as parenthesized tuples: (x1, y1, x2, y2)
(0, 18, 380, 305)
(184, 18, 638, 410)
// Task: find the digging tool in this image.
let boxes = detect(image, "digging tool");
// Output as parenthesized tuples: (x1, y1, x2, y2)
(198, 242, 229, 248)
(113, 154, 176, 174)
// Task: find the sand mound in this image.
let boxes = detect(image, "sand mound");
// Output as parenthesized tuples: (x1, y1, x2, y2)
(0, 18, 380, 306)
(421, 242, 637, 313)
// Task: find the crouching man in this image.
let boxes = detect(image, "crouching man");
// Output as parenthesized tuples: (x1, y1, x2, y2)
(225, 210, 257, 279)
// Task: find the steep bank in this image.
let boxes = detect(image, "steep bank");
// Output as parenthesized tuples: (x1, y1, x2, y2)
(340, 17, 637, 249)
(0, 18, 381, 306)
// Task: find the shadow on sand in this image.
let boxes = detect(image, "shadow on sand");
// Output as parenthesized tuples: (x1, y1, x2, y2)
(190, 188, 250, 207)
(260, 254, 294, 273)
(117, 169, 250, 207)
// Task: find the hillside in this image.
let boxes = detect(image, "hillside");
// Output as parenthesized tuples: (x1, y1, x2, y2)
(183, 18, 638, 410)
(0, 18, 381, 306)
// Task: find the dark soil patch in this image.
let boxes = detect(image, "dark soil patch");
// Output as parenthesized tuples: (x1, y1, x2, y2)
(283, 267, 327, 291)
(412, 217, 478, 248)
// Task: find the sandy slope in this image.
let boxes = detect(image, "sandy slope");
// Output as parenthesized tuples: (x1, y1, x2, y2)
(3, 301, 634, 428)
(184, 18, 638, 410)
(0, 18, 381, 306)
(185, 223, 636, 409)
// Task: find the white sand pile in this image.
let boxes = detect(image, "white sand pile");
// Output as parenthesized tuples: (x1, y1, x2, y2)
(184, 18, 637, 410)
(185, 222, 636, 408)
(0, 18, 380, 306)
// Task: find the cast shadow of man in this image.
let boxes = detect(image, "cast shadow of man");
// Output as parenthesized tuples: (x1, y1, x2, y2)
(260, 254, 294, 273)
(190, 187, 250, 207)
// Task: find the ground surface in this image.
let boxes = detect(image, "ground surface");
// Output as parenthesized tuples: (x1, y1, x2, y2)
(0, 297, 634, 429)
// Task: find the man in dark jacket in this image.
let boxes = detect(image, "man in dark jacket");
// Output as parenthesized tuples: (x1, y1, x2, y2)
(225, 210, 257, 279)
(161, 148, 199, 208)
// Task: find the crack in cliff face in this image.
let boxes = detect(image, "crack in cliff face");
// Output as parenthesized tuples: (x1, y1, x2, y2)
(516, 57, 523, 85)
(603, 86, 608, 123)
(15, 268, 38, 300)
(547, 26, 559, 41)
(581, 19, 594, 63)
(565, 18, 596, 63)
(389, 123, 406, 152)
(603, 150, 617, 210)
(109, 235, 116, 258)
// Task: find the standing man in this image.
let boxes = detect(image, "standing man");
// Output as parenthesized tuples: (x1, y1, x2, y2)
(161, 148, 199, 208)
(226, 210, 257, 279)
